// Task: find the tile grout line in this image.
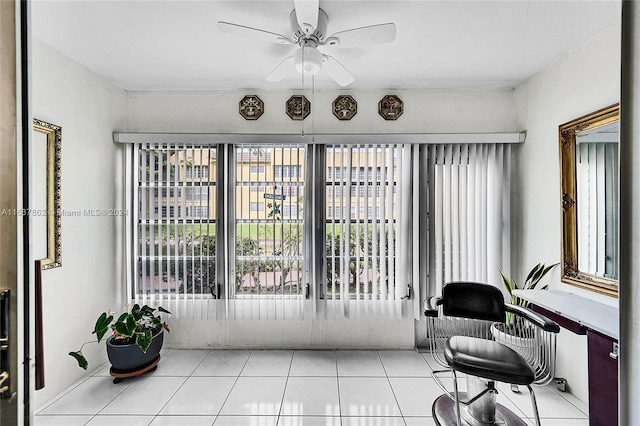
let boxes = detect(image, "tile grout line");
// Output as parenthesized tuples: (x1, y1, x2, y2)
(71, 375, 135, 418)
(495, 384, 538, 424)
(96, 375, 188, 418)
(149, 348, 213, 423)
(548, 383, 590, 417)
(377, 351, 410, 426)
(334, 350, 343, 426)
(274, 349, 296, 424)
(212, 349, 254, 424)
(34, 369, 112, 416)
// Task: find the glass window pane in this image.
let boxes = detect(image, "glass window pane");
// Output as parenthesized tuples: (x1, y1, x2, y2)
(234, 144, 305, 297)
(325, 145, 397, 297)
(136, 146, 217, 297)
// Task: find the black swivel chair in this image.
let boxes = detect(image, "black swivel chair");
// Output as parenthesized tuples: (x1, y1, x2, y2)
(424, 282, 560, 426)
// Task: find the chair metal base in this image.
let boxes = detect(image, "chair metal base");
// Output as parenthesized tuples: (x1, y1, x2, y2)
(432, 393, 528, 426)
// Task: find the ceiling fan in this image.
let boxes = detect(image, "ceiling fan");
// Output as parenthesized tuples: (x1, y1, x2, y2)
(217, 0, 396, 87)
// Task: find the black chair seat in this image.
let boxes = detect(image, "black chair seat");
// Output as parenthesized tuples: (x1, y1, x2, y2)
(444, 336, 535, 385)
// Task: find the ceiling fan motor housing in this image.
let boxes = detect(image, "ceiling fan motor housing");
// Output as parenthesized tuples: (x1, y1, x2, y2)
(290, 8, 328, 45)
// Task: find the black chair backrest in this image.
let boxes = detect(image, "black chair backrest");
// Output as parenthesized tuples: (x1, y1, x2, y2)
(441, 282, 506, 323)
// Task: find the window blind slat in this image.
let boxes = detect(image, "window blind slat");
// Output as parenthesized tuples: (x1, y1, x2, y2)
(140, 145, 148, 302)
(443, 145, 452, 284)
(479, 144, 488, 282)
(459, 145, 469, 281)
(370, 146, 379, 315)
(451, 145, 460, 282)
(467, 145, 476, 281)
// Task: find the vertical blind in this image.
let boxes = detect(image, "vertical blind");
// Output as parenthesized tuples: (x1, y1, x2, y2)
(323, 144, 416, 319)
(428, 144, 511, 295)
(131, 140, 512, 320)
(135, 143, 218, 319)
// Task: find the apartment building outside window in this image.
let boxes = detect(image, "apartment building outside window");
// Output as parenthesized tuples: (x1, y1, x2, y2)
(186, 164, 209, 178)
(186, 205, 210, 218)
(249, 202, 265, 212)
(274, 165, 301, 179)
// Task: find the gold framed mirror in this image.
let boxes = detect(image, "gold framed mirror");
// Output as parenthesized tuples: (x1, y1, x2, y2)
(33, 118, 62, 269)
(559, 104, 618, 296)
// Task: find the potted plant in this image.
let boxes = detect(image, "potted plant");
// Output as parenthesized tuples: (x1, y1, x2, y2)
(499, 262, 558, 309)
(491, 263, 558, 343)
(69, 303, 170, 372)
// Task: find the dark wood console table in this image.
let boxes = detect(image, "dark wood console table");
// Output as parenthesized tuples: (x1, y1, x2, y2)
(513, 289, 618, 426)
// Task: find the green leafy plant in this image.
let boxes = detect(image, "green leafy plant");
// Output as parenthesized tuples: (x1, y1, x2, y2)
(499, 263, 558, 307)
(498, 263, 558, 332)
(69, 304, 170, 370)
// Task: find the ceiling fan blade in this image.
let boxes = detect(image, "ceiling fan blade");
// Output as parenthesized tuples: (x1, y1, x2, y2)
(266, 56, 295, 82)
(325, 23, 396, 48)
(293, 0, 319, 35)
(217, 21, 293, 45)
(322, 55, 355, 87)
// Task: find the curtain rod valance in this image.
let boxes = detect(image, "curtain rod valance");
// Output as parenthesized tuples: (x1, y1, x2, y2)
(113, 132, 525, 145)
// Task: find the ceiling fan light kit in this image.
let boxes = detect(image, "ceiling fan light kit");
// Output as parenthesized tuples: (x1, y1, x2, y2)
(218, 0, 396, 87)
(293, 42, 323, 75)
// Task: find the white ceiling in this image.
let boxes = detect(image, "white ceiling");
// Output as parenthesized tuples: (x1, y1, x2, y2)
(31, 0, 621, 91)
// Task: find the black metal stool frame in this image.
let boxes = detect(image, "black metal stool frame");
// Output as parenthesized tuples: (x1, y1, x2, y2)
(424, 282, 560, 426)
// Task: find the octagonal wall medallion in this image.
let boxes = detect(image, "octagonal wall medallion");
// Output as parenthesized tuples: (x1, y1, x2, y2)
(333, 95, 357, 121)
(286, 95, 311, 121)
(378, 95, 404, 120)
(239, 95, 264, 120)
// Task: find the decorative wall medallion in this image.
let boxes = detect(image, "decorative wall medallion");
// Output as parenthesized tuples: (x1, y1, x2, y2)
(239, 95, 264, 120)
(378, 95, 404, 120)
(332, 95, 357, 121)
(286, 95, 311, 121)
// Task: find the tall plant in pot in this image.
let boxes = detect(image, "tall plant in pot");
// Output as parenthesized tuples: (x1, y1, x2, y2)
(493, 263, 558, 339)
(500, 263, 558, 307)
(69, 304, 170, 371)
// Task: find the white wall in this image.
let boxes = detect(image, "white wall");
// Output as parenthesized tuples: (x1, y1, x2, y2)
(125, 88, 517, 134)
(166, 317, 415, 350)
(514, 22, 621, 404)
(32, 39, 127, 409)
